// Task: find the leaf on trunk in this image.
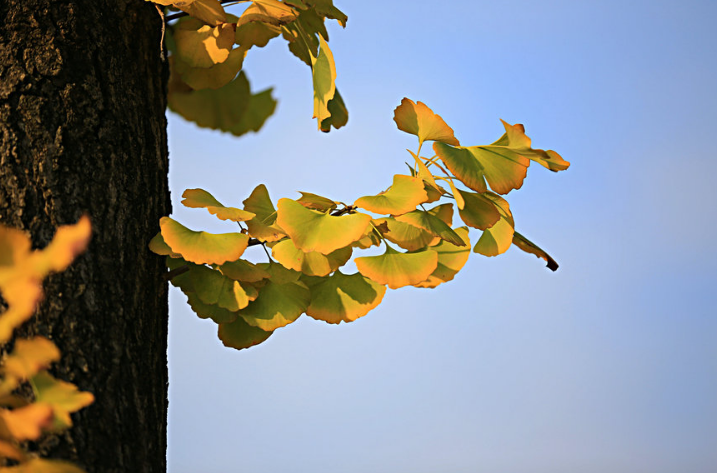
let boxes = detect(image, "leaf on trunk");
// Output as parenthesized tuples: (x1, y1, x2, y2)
(32, 372, 94, 429)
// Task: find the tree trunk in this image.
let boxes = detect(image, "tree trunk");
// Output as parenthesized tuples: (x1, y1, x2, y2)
(0, 1, 170, 471)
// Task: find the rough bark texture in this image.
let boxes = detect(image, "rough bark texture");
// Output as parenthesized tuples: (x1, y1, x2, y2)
(0, 1, 170, 471)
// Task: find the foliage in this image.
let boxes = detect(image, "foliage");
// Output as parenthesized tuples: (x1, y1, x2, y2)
(0, 219, 94, 472)
(148, 0, 570, 351)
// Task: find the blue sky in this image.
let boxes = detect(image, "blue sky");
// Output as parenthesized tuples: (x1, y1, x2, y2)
(166, 1, 717, 471)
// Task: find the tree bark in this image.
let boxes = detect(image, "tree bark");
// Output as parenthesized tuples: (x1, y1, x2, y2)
(0, 1, 170, 471)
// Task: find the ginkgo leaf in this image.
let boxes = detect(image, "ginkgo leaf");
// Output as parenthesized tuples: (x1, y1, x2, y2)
(393, 98, 459, 146)
(512, 231, 559, 271)
(237, 265, 310, 331)
(173, 46, 246, 90)
(446, 178, 465, 209)
(375, 217, 437, 252)
(227, 87, 277, 136)
(414, 227, 471, 288)
(148, 232, 182, 258)
(2, 337, 60, 382)
(320, 88, 348, 132)
(236, 0, 299, 27)
(0, 280, 42, 345)
(0, 403, 52, 441)
(271, 238, 352, 276)
(1, 458, 86, 473)
(355, 246, 438, 289)
(296, 192, 338, 212)
(312, 36, 336, 129)
(185, 292, 238, 324)
(30, 216, 92, 277)
(304, 0, 347, 26)
(174, 18, 234, 68)
(181, 188, 255, 222)
(473, 193, 514, 257)
(219, 259, 270, 283)
(235, 21, 281, 48)
(175, 0, 227, 26)
(218, 316, 273, 350)
(188, 264, 251, 311)
(354, 175, 429, 216)
(32, 372, 94, 429)
(306, 271, 386, 324)
(160, 217, 248, 265)
(242, 184, 286, 242)
(457, 190, 501, 230)
(0, 226, 30, 268)
(395, 206, 465, 247)
(494, 120, 570, 172)
(276, 198, 371, 254)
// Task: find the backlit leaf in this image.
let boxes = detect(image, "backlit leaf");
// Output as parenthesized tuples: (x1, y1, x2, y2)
(393, 98, 459, 146)
(32, 372, 94, 429)
(188, 264, 250, 311)
(306, 271, 386, 324)
(375, 217, 436, 252)
(271, 238, 352, 276)
(148, 232, 182, 258)
(174, 18, 234, 68)
(218, 316, 273, 350)
(457, 190, 501, 230)
(219, 259, 270, 283)
(494, 120, 570, 172)
(181, 188, 255, 222)
(320, 88, 348, 132)
(414, 227, 471, 288)
(160, 217, 248, 265)
(185, 292, 238, 324)
(243, 184, 286, 242)
(228, 88, 277, 136)
(304, 0, 347, 27)
(235, 21, 281, 48)
(296, 192, 338, 212)
(473, 193, 514, 256)
(175, 0, 227, 26)
(312, 36, 336, 129)
(276, 198, 371, 254)
(354, 175, 428, 216)
(173, 46, 246, 90)
(236, 0, 298, 27)
(512, 231, 559, 271)
(395, 206, 465, 246)
(355, 246, 438, 289)
(433, 143, 490, 193)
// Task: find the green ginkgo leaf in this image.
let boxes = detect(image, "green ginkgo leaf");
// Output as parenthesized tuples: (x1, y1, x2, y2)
(188, 264, 250, 311)
(235, 21, 281, 48)
(320, 88, 348, 132)
(355, 246, 438, 289)
(296, 192, 338, 212)
(494, 121, 570, 172)
(173, 46, 246, 90)
(276, 198, 371, 254)
(185, 292, 238, 324)
(242, 184, 286, 242)
(375, 217, 437, 251)
(148, 232, 181, 258)
(174, 0, 227, 26)
(473, 193, 514, 257)
(218, 316, 273, 350)
(312, 36, 336, 129)
(219, 259, 270, 283)
(282, 8, 321, 66)
(395, 206, 465, 247)
(236, 0, 298, 27)
(237, 265, 310, 331)
(511, 231, 559, 271)
(160, 217, 248, 265)
(304, 0, 347, 26)
(414, 227, 471, 288)
(32, 372, 94, 429)
(393, 98, 459, 146)
(354, 175, 429, 216)
(174, 18, 234, 68)
(181, 188, 256, 222)
(306, 271, 386, 324)
(227, 87, 277, 136)
(456, 190, 501, 230)
(271, 238, 352, 276)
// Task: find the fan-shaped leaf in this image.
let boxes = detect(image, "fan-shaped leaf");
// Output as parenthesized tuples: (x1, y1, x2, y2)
(174, 18, 234, 68)
(0, 403, 52, 441)
(375, 217, 436, 251)
(175, 0, 227, 26)
(242, 184, 286, 242)
(148, 232, 182, 258)
(2, 337, 60, 383)
(473, 193, 514, 256)
(393, 98, 459, 146)
(495, 120, 570, 172)
(354, 175, 428, 216)
(219, 259, 270, 282)
(189, 265, 250, 311)
(395, 205, 464, 246)
(181, 188, 255, 222)
(276, 198, 371, 254)
(457, 190, 501, 230)
(235, 21, 281, 48)
(512, 231, 559, 271)
(355, 246, 438, 289)
(312, 36, 336, 129)
(160, 217, 248, 265)
(218, 316, 273, 350)
(173, 46, 246, 90)
(32, 372, 94, 429)
(296, 192, 338, 212)
(185, 292, 238, 324)
(304, 0, 347, 26)
(414, 227, 471, 288)
(306, 271, 386, 324)
(236, 0, 298, 27)
(320, 88, 348, 132)
(271, 238, 352, 276)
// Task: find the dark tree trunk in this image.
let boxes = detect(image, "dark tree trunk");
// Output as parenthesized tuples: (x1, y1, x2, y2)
(0, 1, 170, 471)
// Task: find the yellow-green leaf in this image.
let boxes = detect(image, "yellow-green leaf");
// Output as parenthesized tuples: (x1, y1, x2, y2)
(148, 232, 182, 258)
(219, 259, 270, 283)
(235, 21, 281, 48)
(414, 227, 471, 288)
(320, 88, 348, 132)
(2, 337, 60, 382)
(236, 0, 298, 27)
(457, 190, 501, 230)
(242, 184, 286, 242)
(181, 188, 255, 222)
(393, 98, 459, 146)
(218, 316, 273, 350)
(296, 192, 338, 212)
(32, 372, 94, 429)
(395, 206, 465, 247)
(271, 238, 352, 276)
(374, 217, 436, 252)
(512, 231, 559, 271)
(175, 0, 227, 26)
(473, 193, 514, 256)
(173, 46, 246, 90)
(355, 246, 438, 289)
(312, 36, 336, 129)
(276, 198, 371, 254)
(185, 292, 238, 324)
(306, 271, 386, 324)
(303, 0, 347, 27)
(174, 18, 234, 68)
(495, 120, 570, 172)
(0, 458, 86, 473)
(354, 175, 429, 216)
(160, 217, 248, 265)
(188, 264, 250, 311)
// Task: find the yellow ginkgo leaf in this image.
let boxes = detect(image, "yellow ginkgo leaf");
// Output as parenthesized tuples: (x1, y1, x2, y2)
(511, 231, 559, 271)
(271, 238, 352, 276)
(312, 36, 337, 128)
(188, 264, 251, 311)
(414, 227, 471, 288)
(160, 217, 248, 265)
(242, 184, 286, 242)
(185, 292, 238, 324)
(374, 217, 436, 252)
(0, 280, 42, 345)
(473, 193, 514, 257)
(173, 46, 246, 90)
(31, 215, 92, 276)
(218, 316, 273, 350)
(181, 188, 255, 222)
(276, 198, 371, 255)
(236, 0, 299, 27)
(174, 18, 234, 68)
(393, 98, 459, 146)
(2, 337, 60, 382)
(32, 372, 94, 429)
(354, 175, 429, 216)
(219, 259, 270, 283)
(175, 0, 227, 26)
(235, 21, 281, 49)
(2, 458, 86, 473)
(395, 205, 465, 247)
(355, 246, 438, 289)
(148, 232, 182, 258)
(296, 192, 338, 212)
(305, 271, 386, 324)
(457, 190, 501, 230)
(0, 402, 53, 441)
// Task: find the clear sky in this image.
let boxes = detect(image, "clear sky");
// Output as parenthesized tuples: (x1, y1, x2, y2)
(165, 1, 717, 472)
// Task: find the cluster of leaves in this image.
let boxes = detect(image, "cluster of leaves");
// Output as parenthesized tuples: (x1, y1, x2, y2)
(0, 219, 94, 472)
(150, 99, 570, 350)
(152, 0, 348, 135)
